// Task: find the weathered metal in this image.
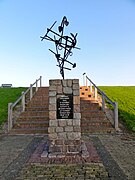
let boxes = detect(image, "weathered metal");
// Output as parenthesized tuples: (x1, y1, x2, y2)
(40, 16, 80, 79)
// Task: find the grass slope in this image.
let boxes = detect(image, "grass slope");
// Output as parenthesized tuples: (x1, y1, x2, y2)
(0, 88, 27, 125)
(99, 86, 135, 132)
(0, 87, 135, 132)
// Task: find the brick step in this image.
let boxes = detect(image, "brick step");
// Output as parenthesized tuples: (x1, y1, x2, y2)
(18, 116, 49, 121)
(81, 127, 115, 134)
(80, 97, 96, 101)
(80, 105, 99, 109)
(80, 100, 98, 104)
(25, 107, 49, 111)
(27, 102, 49, 107)
(21, 111, 49, 117)
(28, 99, 49, 106)
(35, 91, 49, 95)
(13, 121, 49, 128)
(81, 113, 106, 118)
(81, 121, 112, 127)
(81, 116, 107, 121)
(80, 86, 90, 91)
(81, 118, 110, 123)
(80, 91, 92, 97)
(31, 95, 49, 102)
(37, 87, 49, 91)
(80, 108, 105, 115)
(10, 127, 48, 134)
(81, 106, 101, 111)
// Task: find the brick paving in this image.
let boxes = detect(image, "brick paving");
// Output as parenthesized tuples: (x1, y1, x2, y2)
(0, 133, 135, 179)
(98, 134, 135, 180)
(0, 135, 33, 175)
(28, 140, 101, 164)
(16, 163, 108, 180)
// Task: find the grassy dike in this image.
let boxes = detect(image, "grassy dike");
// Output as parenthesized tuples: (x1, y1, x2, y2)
(99, 86, 135, 132)
(0, 87, 27, 125)
(0, 86, 135, 132)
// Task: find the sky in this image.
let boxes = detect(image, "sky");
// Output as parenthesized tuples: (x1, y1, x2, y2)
(0, 0, 135, 87)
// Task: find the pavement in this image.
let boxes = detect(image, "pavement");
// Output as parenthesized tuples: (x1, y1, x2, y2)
(0, 132, 135, 180)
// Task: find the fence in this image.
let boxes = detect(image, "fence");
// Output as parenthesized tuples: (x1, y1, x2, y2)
(8, 76, 42, 132)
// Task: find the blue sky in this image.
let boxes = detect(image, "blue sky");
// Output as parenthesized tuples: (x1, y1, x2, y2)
(0, 0, 135, 87)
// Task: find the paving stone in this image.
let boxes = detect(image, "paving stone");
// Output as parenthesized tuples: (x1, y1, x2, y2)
(1, 131, 134, 180)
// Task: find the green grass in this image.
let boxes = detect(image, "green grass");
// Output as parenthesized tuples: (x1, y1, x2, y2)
(0, 86, 135, 132)
(0, 87, 27, 125)
(99, 86, 135, 132)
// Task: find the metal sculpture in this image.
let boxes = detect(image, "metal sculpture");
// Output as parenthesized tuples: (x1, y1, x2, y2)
(40, 16, 80, 79)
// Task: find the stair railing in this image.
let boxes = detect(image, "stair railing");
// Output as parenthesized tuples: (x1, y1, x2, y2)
(8, 76, 42, 132)
(86, 75, 118, 130)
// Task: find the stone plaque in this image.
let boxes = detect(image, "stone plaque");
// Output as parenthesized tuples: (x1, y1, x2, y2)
(57, 95, 73, 119)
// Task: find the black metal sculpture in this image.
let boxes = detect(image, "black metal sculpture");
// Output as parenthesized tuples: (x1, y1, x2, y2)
(40, 16, 80, 79)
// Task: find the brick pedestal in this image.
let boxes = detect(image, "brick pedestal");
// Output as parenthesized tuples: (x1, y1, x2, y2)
(48, 79, 81, 156)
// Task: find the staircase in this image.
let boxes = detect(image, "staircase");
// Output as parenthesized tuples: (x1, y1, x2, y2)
(80, 86, 115, 134)
(10, 85, 115, 135)
(11, 87, 49, 134)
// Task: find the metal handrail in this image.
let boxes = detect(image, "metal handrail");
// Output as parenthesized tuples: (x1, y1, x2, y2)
(86, 75, 118, 130)
(86, 76, 114, 106)
(8, 76, 42, 131)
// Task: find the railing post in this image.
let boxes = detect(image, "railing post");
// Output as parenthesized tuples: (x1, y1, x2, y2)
(86, 77, 88, 87)
(30, 84, 33, 100)
(36, 79, 38, 92)
(83, 73, 86, 86)
(40, 76, 42, 87)
(22, 92, 25, 112)
(94, 87, 97, 100)
(8, 103, 13, 132)
(90, 83, 92, 93)
(102, 95, 105, 111)
(114, 102, 118, 130)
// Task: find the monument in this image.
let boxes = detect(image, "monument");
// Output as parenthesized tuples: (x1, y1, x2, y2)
(40, 17, 88, 157)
